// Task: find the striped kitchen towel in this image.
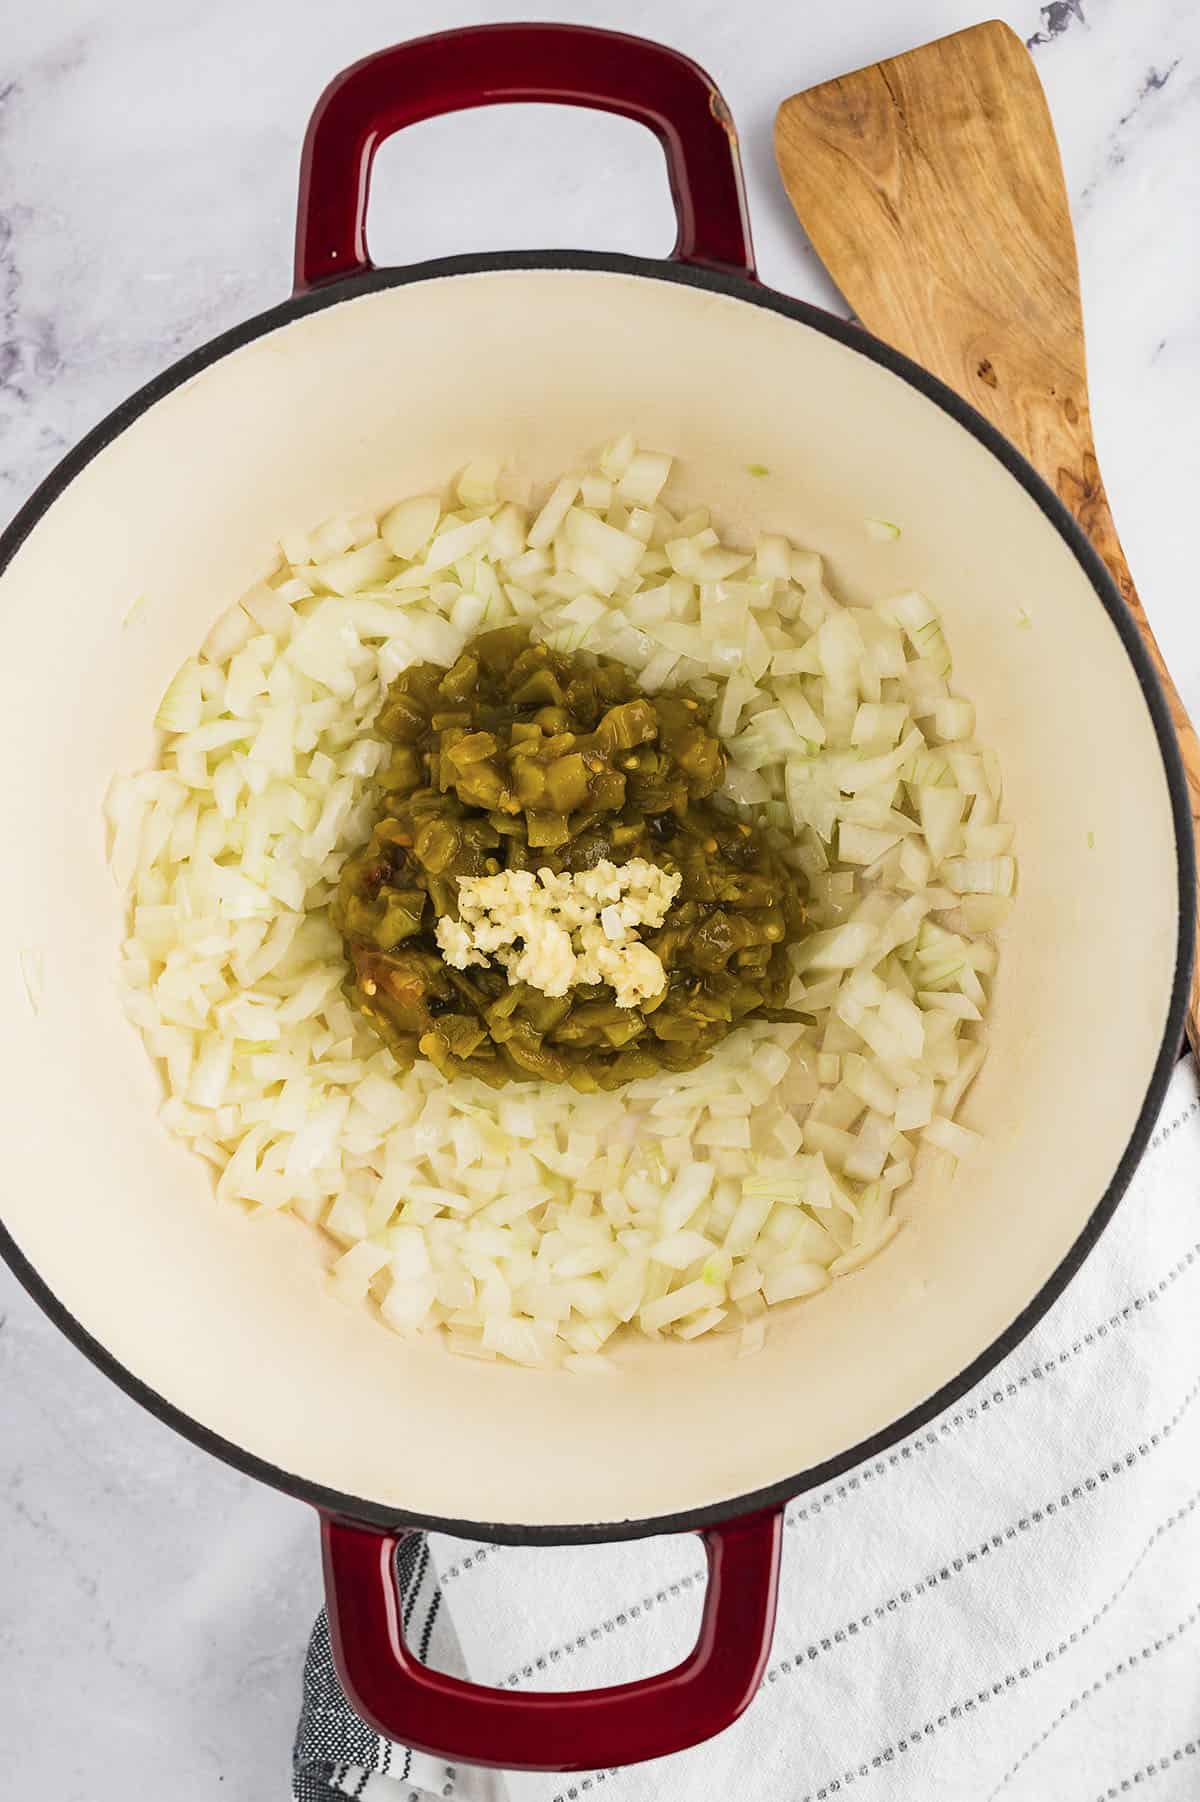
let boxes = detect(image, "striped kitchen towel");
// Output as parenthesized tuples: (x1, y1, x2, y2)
(294, 1055, 1200, 1802)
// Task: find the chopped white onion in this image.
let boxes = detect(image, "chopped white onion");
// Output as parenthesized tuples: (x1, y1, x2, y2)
(110, 437, 1013, 1369)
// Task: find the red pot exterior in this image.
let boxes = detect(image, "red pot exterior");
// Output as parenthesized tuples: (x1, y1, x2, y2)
(294, 21, 756, 292)
(321, 1506, 784, 1772)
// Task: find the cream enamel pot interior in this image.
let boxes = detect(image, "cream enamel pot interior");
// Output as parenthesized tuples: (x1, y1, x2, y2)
(0, 23, 1192, 1776)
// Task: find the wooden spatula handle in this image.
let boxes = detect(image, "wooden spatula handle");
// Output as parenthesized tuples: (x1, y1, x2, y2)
(774, 20, 1199, 1049)
(1070, 464, 1200, 822)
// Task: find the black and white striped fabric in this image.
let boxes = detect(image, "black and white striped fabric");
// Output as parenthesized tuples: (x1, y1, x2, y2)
(294, 1058, 1200, 1802)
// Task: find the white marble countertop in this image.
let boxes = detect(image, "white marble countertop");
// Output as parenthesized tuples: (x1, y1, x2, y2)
(1, 0, 1196, 1794)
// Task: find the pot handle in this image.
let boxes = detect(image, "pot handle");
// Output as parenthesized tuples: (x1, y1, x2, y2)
(294, 23, 755, 292)
(321, 1503, 783, 1773)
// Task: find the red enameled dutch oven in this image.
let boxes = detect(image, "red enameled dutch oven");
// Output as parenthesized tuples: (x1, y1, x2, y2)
(0, 23, 1192, 1775)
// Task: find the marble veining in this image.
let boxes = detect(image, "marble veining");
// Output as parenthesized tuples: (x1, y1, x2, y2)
(1026, 0, 1087, 48)
(1, 1, 1197, 1796)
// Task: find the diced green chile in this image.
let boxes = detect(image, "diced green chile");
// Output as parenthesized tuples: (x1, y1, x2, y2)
(333, 626, 808, 1088)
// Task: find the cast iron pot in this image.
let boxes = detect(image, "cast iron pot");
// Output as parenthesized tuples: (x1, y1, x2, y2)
(0, 22, 1192, 1775)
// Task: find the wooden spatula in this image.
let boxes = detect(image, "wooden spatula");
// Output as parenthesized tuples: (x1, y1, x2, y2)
(775, 19, 1199, 1052)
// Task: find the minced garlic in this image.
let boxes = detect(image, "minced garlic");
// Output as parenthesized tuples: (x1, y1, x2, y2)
(435, 859, 681, 1007)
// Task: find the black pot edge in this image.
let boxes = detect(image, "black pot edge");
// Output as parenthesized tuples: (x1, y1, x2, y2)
(0, 248, 1193, 1547)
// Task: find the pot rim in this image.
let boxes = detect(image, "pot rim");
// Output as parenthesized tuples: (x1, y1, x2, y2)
(0, 248, 1192, 1545)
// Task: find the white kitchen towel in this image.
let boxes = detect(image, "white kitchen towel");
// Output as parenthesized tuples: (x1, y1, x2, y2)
(294, 1055, 1200, 1802)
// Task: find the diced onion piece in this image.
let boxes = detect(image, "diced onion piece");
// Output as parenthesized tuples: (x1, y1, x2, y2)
(803, 921, 879, 972)
(381, 494, 440, 559)
(481, 1317, 554, 1366)
(242, 583, 298, 640)
(917, 787, 965, 864)
(640, 1279, 717, 1332)
(456, 458, 500, 509)
(424, 517, 492, 573)
(155, 660, 204, 732)
(932, 698, 975, 741)
(489, 503, 527, 561)
(943, 856, 1015, 896)
(776, 680, 828, 746)
(675, 1306, 727, 1340)
(852, 702, 908, 747)
(755, 535, 792, 583)
(659, 1163, 716, 1234)
(650, 1230, 716, 1270)
(202, 603, 257, 663)
(617, 450, 672, 507)
(938, 1043, 988, 1118)
(838, 823, 902, 865)
(314, 540, 394, 596)
(763, 1263, 830, 1304)
(188, 1036, 233, 1108)
(599, 432, 636, 480)
(921, 1115, 981, 1158)
(829, 1214, 902, 1274)
(332, 1241, 391, 1303)
(563, 506, 644, 578)
(528, 477, 580, 548)
(894, 1078, 935, 1132)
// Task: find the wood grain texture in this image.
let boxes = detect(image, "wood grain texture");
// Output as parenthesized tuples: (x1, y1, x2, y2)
(775, 18, 1199, 1049)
